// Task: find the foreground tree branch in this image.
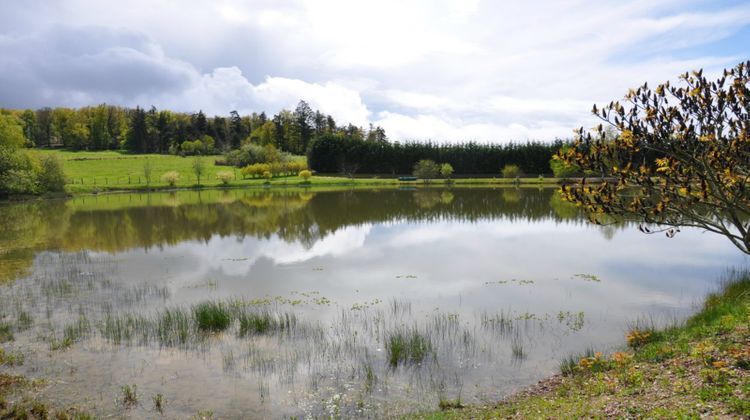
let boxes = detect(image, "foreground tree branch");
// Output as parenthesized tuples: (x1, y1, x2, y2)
(560, 60, 750, 254)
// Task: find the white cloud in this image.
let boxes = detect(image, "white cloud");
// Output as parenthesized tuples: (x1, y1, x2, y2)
(0, 0, 748, 142)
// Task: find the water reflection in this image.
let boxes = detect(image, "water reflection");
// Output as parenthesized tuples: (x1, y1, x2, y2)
(0, 187, 746, 417)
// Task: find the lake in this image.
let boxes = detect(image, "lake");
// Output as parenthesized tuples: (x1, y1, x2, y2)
(0, 187, 745, 418)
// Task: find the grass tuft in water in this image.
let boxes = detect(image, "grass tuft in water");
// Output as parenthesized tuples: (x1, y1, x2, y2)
(152, 393, 165, 414)
(121, 384, 138, 407)
(238, 311, 296, 336)
(192, 302, 231, 332)
(386, 327, 434, 367)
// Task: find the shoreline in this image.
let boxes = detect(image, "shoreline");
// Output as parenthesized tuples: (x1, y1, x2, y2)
(2, 176, 611, 203)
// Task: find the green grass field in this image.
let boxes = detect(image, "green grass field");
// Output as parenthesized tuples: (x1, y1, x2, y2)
(30, 150, 568, 195)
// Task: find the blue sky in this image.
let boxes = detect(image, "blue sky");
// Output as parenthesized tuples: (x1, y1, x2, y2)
(0, 0, 748, 142)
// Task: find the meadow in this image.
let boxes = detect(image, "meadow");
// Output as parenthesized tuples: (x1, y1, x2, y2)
(30, 149, 566, 195)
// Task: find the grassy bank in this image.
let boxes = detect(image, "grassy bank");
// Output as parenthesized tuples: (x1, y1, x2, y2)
(30, 150, 566, 196)
(416, 272, 750, 418)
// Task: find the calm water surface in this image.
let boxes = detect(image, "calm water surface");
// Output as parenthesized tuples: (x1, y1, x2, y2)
(0, 187, 746, 418)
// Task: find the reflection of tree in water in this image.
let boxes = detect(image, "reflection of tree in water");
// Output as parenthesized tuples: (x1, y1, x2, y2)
(0, 188, 629, 283)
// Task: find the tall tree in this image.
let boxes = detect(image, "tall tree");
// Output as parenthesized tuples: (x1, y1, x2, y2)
(19, 110, 37, 146)
(124, 107, 148, 153)
(35, 107, 53, 147)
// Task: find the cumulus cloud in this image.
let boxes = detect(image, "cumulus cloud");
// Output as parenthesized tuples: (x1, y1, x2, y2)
(0, 0, 748, 142)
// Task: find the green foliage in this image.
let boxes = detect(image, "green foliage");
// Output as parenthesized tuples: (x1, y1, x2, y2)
(308, 133, 563, 175)
(192, 157, 205, 185)
(36, 154, 66, 192)
(413, 159, 440, 180)
(0, 114, 27, 148)
(386, 328, 433, 367)
(161, 171, 180, 186)
(121, 384, 138, 407)
(440, 163, 454, 179)
(299, 169, 312, 181)
(192, 302, 231, 332)
(501, 164, 522, 178)
(550, 146, 581, 178)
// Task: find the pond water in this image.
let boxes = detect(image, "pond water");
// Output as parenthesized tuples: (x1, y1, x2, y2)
(0, 187, 746, 418)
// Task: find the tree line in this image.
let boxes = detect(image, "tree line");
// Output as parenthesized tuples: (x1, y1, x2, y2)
(307, 133, 565, 175)
(3, 101, 571, 178)
(3, 101, 382, 156)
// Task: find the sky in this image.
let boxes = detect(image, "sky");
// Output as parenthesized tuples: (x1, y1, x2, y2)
(0, 0, 748, 143)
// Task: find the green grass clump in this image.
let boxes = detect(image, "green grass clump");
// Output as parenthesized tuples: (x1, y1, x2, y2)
(121, 384, 138, 407)
(192, 302, 232, 332)
(238, 310, 296, 336)
(386, 327, 434, 367)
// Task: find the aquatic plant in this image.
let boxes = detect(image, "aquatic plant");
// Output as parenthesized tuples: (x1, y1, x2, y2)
(386, 327, 433, 367)
(193, 302, 231, 332)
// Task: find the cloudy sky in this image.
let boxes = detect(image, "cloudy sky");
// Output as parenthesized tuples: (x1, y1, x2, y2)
(1, 0, 748, 142)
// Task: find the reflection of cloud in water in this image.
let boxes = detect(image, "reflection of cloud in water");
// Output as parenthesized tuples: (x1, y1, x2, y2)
(175, 224, 373, 276)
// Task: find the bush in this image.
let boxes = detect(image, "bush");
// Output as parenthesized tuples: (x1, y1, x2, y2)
(501, 164, 522, 178)
(36, 155, 65, 192)
(161, 171, 180, 186)
(241, 163, 270, 178)
(0, 147, 38, 195)
(440, 163, 454, 179)
(299, 169, 312, 182)
(216, 171, 234, 185)
(226, 143, 266, 167)
(413, 159, 440, 180)
(263, 171, 273, 182)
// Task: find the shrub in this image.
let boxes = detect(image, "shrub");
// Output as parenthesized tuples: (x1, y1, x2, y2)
(161, 171, 180, 186)
(216, 171, 233, 185)
(299, 169, 312, 182)
(36, 155, 66, 192)
(240, 163, 270, 179)
(413, 159, 440, 180)
(501, 164, 522, 178)
(440, 163, 454, 179)
(263, 171, 273, 182)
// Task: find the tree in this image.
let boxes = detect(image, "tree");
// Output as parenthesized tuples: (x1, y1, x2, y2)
(0, 114, 27, 149)
(560, 60, 750, 254)
(440, 163, 454, 179)
(124, 107, 148, 153)
(20, 110, 38, 146)
(192, 157, 205, 185)
(413, 159, 440, 180)
(501, 164, 522, 178)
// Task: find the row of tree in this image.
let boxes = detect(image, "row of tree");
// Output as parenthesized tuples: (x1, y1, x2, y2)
(307, 133, 565, 175)
(5, 101, 383, 156)
(5, 102, 571, 176)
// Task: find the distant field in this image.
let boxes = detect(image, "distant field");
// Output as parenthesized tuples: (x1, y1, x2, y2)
(31, 149, 567, 194)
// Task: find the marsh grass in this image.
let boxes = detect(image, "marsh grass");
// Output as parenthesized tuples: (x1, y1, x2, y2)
(152, 393, 165, 414)
(238, 311, 296, 336)
(193, 302, 232, 332)
(386, 327, 434, 368)
(121, 384, 138, 407)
